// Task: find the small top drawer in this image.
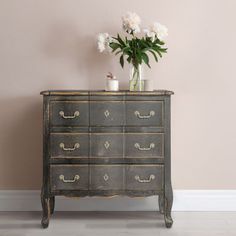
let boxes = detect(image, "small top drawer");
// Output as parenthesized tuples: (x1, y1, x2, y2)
(50, 101, 89, 126)
(90, 101, 125, 126)
(126, 101, 163, 127)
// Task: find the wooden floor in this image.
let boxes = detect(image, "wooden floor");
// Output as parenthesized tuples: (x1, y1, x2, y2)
(0, 211, 236, 236)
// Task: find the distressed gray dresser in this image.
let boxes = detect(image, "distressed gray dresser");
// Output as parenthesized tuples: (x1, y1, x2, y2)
(40, 90, 174, 228)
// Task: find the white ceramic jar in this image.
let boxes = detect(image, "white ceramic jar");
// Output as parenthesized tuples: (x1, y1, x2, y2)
(106, 79, 119, 91)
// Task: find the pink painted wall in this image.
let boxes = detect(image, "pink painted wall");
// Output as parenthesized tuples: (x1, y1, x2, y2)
(0, 0, 236, 189)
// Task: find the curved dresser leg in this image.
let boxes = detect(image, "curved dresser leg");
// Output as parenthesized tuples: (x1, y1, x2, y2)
(158, 194, 164, 214)
(41, 192, 50, 228)
(164, 190, 173, 228)
(50, 196, 55, 215)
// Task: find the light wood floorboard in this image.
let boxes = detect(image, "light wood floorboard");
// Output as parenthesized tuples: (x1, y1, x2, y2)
(0, 212, 236, 236)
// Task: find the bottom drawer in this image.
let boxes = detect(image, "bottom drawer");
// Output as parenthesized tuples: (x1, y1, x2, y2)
(50, 164, 163, 192)
(50, 165, 88, 191)
(126, 165, 163, 191)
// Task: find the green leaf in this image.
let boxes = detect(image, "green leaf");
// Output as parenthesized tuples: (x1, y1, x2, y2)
(141, 52, 151, 68)
(149, 50, 158, 62)
(120, 54, 124, 68)
(152, 45, 160, 51)
(145, 39, 153, 47)
(158, 48, 168, 53)
(156, 50, 163, 58)
(154, 38, 165, 45)
(152, 46, 167, 56)
(115, 50, 122, 55)
(137, 50, 142, 64)
(141, 41, 150, 49)
(117, 34, 126, 47)
(152, 47, 163, 58)
(127, 55, 132, 63)
(109, 42, 121, 52)
(123, 47, 132, 56)
(109, 42, 119, 48)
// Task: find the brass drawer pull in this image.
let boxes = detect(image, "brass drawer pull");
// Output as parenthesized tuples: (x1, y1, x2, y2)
(59, 111, 80, 119)
(104, 141, 110, 149)
(135, 174, 155, 183)
(134, 110, 155, 119)
(59, 174, 80, 183)
(104, 110, 110, 117)
(134, 143, 155, 151)
(103, 174, 109, 181)
(59, 143, 80, 151)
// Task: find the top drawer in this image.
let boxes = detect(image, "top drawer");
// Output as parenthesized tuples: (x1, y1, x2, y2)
(50, 100, 163, 127)
(126, 101, 163, 127)
(51, 101, 89, 126)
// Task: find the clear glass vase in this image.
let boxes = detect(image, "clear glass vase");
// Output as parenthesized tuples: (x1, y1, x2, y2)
(129, 64, 144, 91)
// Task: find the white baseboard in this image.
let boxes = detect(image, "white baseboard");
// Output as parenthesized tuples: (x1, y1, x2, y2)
(0, 190, 236, 211)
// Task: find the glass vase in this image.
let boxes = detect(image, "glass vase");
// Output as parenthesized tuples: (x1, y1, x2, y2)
(129, 64, 144, 91)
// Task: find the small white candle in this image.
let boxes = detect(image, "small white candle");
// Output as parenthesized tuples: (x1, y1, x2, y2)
(106, 79, 119, 91)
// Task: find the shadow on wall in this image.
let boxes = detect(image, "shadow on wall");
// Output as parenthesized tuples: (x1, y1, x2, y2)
(0, 96, 42, 189)
(43, 22, 112, 89)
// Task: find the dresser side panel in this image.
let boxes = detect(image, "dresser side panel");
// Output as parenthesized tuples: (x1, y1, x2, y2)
(42, 96, 51, 197)
(164, 96, 173, 208)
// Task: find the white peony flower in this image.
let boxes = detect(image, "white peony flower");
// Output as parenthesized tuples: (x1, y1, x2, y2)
(149, 22, 168, 41)
(143, 28, 156, 42)
(97, 33, 112, 53)
(122, 12, 141, 34)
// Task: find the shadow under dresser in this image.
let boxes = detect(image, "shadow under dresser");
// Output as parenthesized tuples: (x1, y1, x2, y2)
(40, 90, 174, 228)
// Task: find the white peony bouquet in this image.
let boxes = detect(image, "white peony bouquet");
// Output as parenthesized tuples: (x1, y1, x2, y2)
(97, 12, 168, 69)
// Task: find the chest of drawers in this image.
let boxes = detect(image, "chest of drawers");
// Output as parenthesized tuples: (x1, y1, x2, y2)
(40, 90, 174, 228)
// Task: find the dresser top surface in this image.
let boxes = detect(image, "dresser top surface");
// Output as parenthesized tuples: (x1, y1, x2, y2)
(40, 90, 174, 96)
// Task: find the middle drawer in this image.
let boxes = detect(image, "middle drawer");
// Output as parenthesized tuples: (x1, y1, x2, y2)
(50, 133, 164, 158)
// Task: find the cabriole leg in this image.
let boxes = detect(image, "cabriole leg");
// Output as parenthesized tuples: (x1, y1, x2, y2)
(50, 196, 55, 215)
(158, 194, 164, 214)
(164, 187, 173, 228)
(41, 190, 50, 228)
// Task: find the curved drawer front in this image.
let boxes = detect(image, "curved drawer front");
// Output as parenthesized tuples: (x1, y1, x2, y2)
(90, 165, 124, 190)
(51, 101, 89, 126)
(126, 101, 163, 127)
(50, 165, 88, 191)
(91, 134, 123, 157)
(50, 133, 89, 157)
(125, 133, 164, 157)
(126, 165, 163, 191)
(90, 102, 125, 126)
